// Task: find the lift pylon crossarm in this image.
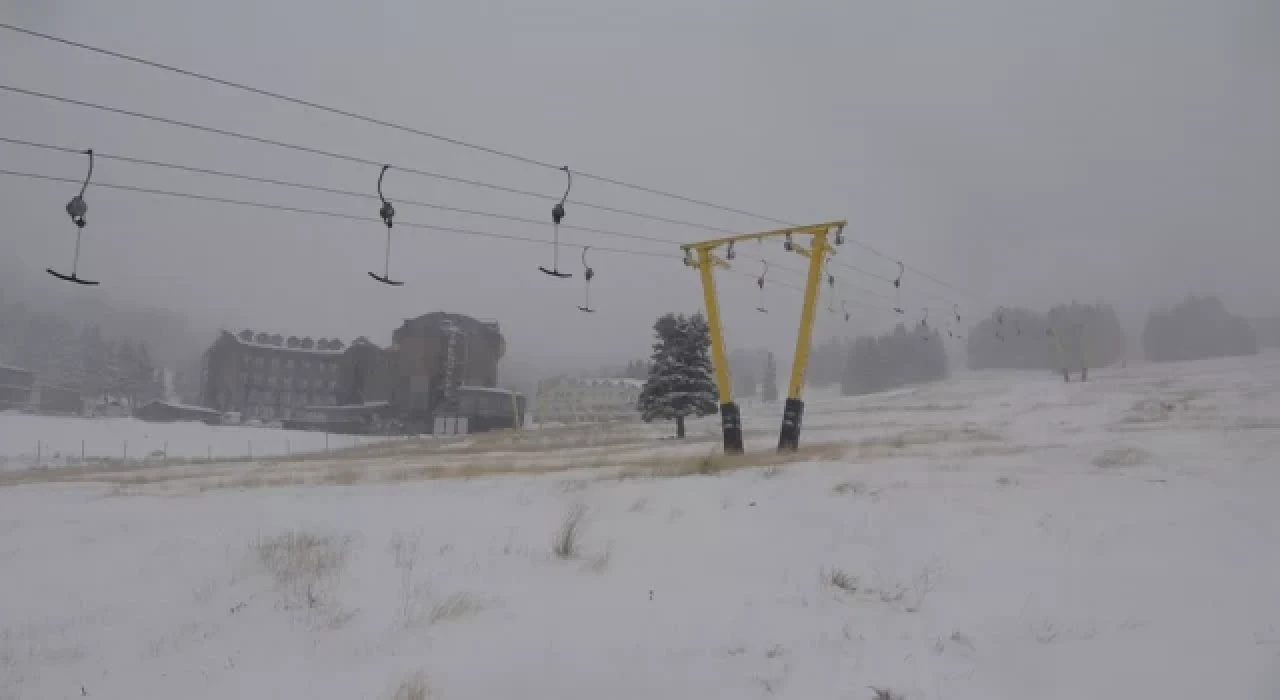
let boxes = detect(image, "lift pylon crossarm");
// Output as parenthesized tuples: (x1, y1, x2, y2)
(681, 220, 844, 456)
(678, 220, 847, 256)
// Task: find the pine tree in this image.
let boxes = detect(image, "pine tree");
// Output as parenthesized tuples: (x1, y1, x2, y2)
(761, 352, 779, 403)
(637, 312, 718, 438)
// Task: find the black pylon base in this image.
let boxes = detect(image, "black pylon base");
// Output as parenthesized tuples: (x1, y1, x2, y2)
(777, 398, 805, 452)
(720, 402, 743, 455)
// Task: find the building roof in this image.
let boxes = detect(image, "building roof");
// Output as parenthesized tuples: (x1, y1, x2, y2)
(458, 385, 522, 396)
(300, 401, 390, 414)
(543, 377, 644, 389)
(141, 400, 221, 416)
(223, 331, 346, 356)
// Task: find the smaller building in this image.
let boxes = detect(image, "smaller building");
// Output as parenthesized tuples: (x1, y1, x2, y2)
(533, 377, 643, 425)
(284, 401, 393, 435)
(136, 400, 222, 426)
(0, 364, 35, 410)
(32, 385, 83, 415)
(440, 386, 525, 434)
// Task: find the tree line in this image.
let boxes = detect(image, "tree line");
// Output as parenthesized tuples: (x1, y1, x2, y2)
(0, 299, 163, 408)
(967, 302, 1125, 372)
(1142, 296, 1257, 363)
(841, 323, 948, 396)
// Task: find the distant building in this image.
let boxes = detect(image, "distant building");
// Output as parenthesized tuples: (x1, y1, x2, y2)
(136, 400, 222, 425)
(197, 314, 521, 435)
(31, 385, 82, 415)
(0, 364, 35, 410)
(533, 377, 643, 425)
(199, 330, 345, 422)
(386, 312, 510, 433)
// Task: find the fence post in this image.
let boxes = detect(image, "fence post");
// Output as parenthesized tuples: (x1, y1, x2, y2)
(36, 441, 41, 467)
(163, 441, 168, 460)
(286, 439, 290, 457)
(123, 440, 128, 461)
(248, 440, 252, 460)
(207, 444, 212, 462)
(81, 439, 85, 463)
(325, 432, 329, 451)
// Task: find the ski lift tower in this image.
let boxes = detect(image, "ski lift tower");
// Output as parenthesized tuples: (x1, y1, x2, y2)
(681, 220, 847, 454)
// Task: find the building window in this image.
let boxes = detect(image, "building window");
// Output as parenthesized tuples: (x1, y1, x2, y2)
(302, 360, 311, 371)
(271, 357, 280, 369)
(268, 376, 277, 388)
(241, 355, 250, 366)
(329, 380, 336, 390)
(285, 359, 294, 369)
(254, 356, 264, 368)
(240, 372, 248, 383)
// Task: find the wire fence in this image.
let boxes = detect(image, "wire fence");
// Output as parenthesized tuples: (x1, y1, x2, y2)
(0, 431, 398, 471)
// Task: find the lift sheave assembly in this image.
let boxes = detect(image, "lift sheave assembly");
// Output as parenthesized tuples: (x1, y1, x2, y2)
(681, 220, 847, 455)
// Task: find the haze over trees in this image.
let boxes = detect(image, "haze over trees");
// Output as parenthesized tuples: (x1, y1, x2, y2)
(1142, 296, 1258, 363)
(967, 303, 1125, 372)
(761, 352, 779, 403)
(841, 323, 948, 396)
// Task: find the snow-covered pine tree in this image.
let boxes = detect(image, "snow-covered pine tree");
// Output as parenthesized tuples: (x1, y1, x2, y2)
(637, 312, 718, 438)
(761, 351, 779, 403)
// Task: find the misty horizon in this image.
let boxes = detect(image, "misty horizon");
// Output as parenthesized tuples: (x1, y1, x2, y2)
(2, 0, 1277, 378)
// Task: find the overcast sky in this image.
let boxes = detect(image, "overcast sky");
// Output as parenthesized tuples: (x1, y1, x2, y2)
(2, 0, 1277, 373)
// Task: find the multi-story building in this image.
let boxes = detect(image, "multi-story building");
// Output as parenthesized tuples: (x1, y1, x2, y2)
(387, 312, 507, 429)
(199, 330, 346, 422)
(198, 313, 521, 434)
(0, 364, 34, 410)
(533, 376, 643, 425)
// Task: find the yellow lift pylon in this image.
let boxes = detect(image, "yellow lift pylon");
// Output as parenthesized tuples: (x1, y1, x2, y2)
(681, 220, 847, 453)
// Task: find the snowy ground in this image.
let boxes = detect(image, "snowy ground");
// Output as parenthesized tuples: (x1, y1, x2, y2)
(3, 354, 1280, 699)
(0, 413, 380, 470)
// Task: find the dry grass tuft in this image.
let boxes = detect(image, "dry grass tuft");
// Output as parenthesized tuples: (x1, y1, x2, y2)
(391, 670, 431, 700)
(1092, 446, 1152, 468)
(252, 530, 350, 608)
(831, 481, 866, 495)
(328, 466, 364, 485)
(553, 505, 587, 559)
(617, 441, 849, 479)
(427, 592, 486, 625)
(824, 567, 859, 593)
(586, 545, 613, 573)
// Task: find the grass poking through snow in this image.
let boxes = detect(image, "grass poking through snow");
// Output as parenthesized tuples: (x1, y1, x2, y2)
(824, 567, 859, 593)
(553, 505, 586, 559)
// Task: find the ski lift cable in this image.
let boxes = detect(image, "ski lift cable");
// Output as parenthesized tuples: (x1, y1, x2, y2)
(5, 165, 909, 320)
(0, 96, 984, 308)
(0, 135, 695, 249)
(0, 167, 675, 258)
(0, 84, 747, 236)
(8, 130, 920, 301)
(1, 72, 993, 305)
(0, 21, 803, 225)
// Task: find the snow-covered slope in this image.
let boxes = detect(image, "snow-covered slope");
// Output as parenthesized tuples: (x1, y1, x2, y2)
(3, 355, 1280, 699)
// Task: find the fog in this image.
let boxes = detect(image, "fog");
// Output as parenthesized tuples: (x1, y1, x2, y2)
(2, 0, 1277, 380)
